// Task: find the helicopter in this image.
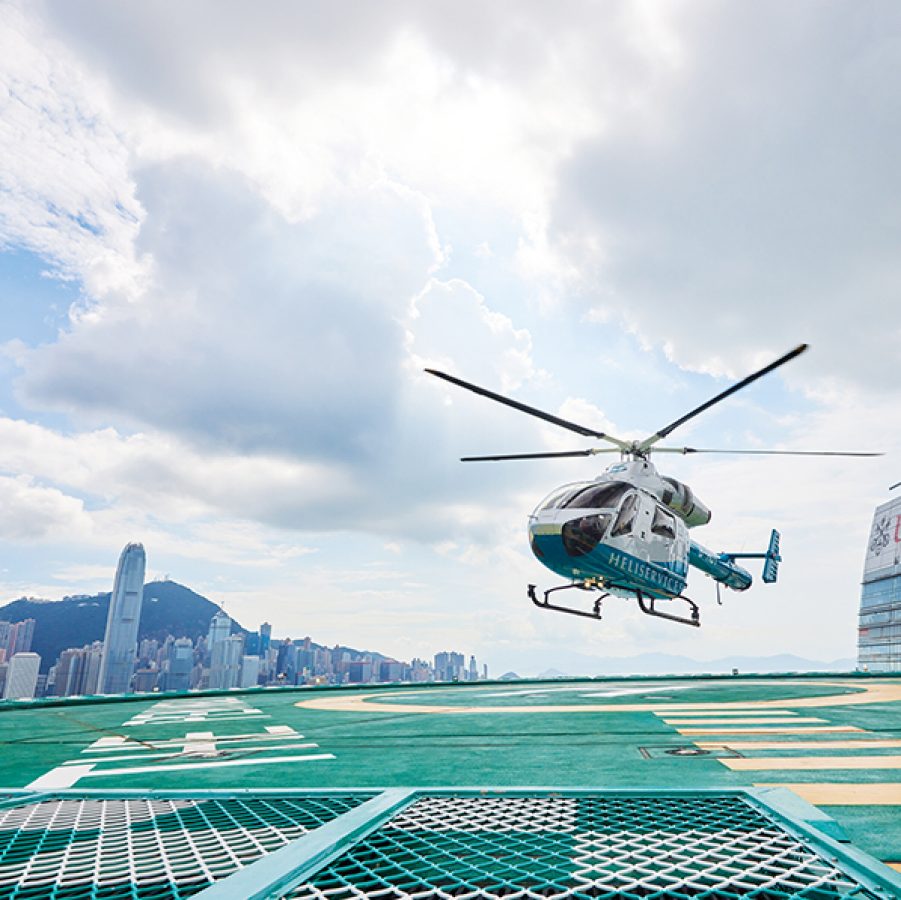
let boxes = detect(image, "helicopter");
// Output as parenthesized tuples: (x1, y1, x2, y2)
(426, 344, 881, 627)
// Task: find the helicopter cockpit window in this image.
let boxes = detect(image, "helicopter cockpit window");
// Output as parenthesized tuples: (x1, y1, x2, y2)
(651, 507, 677, 540)
(535, 483, 590, 513)
(562, 481, 630, 510)
(610, 492, 639, 537)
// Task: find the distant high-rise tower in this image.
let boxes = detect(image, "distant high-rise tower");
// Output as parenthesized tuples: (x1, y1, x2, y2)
(97, 543, 146, 694)
(859, 493, 901, 671)
(4, 652, 40, 699)
(259, 622, 272, 658)
(10, 619, 35, 655)
(208, 609, 231, 648)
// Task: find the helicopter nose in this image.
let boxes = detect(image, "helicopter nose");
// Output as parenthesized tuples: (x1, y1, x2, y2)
(528, 522, 560, 560)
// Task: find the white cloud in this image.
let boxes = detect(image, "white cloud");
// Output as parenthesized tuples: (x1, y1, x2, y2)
(0, 473, 89, 540)
(545, 2, 901, 387)
(0, 1, 895, 669)
(0, 4, 146, 298)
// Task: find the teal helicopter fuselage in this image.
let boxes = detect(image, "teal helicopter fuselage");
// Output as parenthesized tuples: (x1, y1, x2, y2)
(527, 460, 755, 601)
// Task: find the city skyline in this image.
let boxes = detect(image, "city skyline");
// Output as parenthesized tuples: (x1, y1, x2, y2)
(1, 4, 899, 674)
(0, 543, 491, 698)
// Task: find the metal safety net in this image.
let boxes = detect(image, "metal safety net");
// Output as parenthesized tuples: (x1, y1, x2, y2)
(0, 794, 372, 899)
(285, 795, 877, 899)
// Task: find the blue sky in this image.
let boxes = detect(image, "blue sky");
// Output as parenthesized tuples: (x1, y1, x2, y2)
(0, 0, 899, 674)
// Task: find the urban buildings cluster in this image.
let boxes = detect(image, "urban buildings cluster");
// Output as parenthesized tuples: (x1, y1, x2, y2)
(1, 543, 488, 699)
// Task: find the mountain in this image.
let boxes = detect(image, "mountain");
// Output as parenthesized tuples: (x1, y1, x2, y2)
(537, 668, 569, 679)
(0, 581, 242, 672)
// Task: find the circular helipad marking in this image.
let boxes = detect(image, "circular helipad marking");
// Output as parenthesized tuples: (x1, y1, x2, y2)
(295, 680, 901, 715)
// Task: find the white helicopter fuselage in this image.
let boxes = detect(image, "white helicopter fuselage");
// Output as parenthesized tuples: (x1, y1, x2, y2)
(528, 460, 752, 599)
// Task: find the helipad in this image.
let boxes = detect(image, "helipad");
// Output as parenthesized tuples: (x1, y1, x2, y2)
(2, 674, 900, 897)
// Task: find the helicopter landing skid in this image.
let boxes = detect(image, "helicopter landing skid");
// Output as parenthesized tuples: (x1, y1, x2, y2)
(528, 583, 701, 627)
(635, 590, 700, 628)
(528, 583, 606, 621)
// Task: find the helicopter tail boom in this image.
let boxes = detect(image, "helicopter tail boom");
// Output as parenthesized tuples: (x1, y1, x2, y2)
(689, 542, 753, 591)
(701, 528, 782, 588)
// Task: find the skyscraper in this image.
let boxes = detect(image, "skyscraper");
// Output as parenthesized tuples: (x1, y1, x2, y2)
(207, 608, 231, 649)
(10, 619, 35, 655)
(210, 633, 244, 689)
(160, 638, 194, 692)
(4, 652, 40, 699)
(434, 651, 465, 681)
(97, 543, 146, 694)
(259, 622, 272, 658)
(859, 494, 901, 671)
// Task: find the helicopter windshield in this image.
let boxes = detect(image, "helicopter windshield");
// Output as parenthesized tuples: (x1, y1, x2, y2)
(534, 483, 592, 514)
(562, 481, 630, 510)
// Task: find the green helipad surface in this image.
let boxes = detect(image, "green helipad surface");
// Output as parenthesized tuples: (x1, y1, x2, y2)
(2, 675, 900, 872)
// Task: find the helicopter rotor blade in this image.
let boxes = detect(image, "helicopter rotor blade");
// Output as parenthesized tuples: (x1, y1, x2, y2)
(425, 368, 629, 447)
(639, 344, 809, 452)
(651, 446, 883, 457)
(460, 448, 621, 462)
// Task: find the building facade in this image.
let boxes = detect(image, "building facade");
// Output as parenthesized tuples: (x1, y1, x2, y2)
(160, 638, 194, 692)
(97, 543, 146, 694)
(859, 494, 901, 671)
(209, 624, 243, 690)
(4, 652, 41, 699)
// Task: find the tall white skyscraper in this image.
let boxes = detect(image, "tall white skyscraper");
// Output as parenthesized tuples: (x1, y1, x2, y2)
(4, 652, 40, 699)
(97, 543, 146, 695)
(207, 608, 231, 648)
(210, 628, 243, 690)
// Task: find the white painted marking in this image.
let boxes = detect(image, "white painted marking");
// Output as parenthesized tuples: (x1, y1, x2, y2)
(125, 713, 269, 726)
(121, 698, 266, 727)
(88, 736, 128, 750)
(27, 764, 96, 789)
(82, 729, 303, 753)
(578, 685, 700, 699)
(66, 743, 320, 765)
(81, 753, 335, 777)
(184, 731, 217, 757)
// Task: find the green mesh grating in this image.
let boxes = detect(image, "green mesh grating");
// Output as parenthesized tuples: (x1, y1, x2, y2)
(0, 794, 371, 899)
(284, 795, 878, 899)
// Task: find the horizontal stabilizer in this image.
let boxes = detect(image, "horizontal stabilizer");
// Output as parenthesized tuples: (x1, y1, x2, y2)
(762, 529, 781, 583)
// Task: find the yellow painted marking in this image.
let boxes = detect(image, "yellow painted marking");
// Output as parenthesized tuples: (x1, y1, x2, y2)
(724, 755, 901, 771)
(677, 726, 864, 735)
(658, 709, 797, 717)
(887, 863, 901, 873)
(663, 717, 827, 725)
(755, 783, 901, 805)
(699, 739, 901, 750)
(296, 679, 901, 715)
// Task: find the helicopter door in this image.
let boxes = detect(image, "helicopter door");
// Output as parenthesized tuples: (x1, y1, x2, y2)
(610, 492, 640, 537)
(651, 506, 677, 542)
(649, 503, 689, 572)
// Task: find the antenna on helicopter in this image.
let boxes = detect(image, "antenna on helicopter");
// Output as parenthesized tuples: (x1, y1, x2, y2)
(426, 344, 883, 461)
(891, 482, 901, 491)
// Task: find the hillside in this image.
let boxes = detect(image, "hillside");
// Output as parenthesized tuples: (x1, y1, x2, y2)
(0, 581, 242, 672)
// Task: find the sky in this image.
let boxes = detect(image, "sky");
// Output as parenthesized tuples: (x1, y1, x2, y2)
(1, 0, 899, 675)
